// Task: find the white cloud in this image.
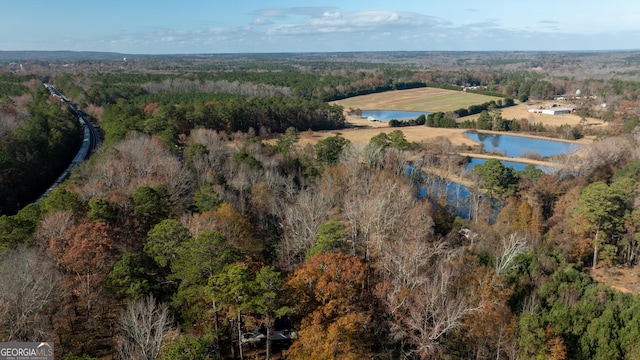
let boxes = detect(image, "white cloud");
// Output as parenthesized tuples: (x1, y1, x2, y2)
(32, 5, 640, 54)
(253, 7, 337, 19)
(322, 11, 341, 19)
(260, 9, 446, 37)
(251, 18, 272, 26)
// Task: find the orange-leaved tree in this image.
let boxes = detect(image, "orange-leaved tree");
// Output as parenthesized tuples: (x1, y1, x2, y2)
(283, 252, 374, 359)
(47, 220, 122, 355)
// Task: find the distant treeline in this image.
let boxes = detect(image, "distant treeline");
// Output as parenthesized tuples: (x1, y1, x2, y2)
(388, 115, 427, 127)
(101, 95, 345, 146)
(387, 98, 516, 129)
(56, 70, 431, 104)
(453, 98, 515, 118)
(420, 82, 515, 98)
(323, 80, 426, 101)
(424, 81, 463, 91)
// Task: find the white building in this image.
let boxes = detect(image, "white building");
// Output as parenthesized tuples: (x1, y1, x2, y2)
(528, 107, 574, 115)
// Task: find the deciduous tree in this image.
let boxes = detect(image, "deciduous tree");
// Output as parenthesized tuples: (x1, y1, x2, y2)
(284, 253, 374, 359)
(0, 246, 60, 341)
(116, 295, 173, 360)
(47, 220, 122, 355)
(211, 203, 263, 258)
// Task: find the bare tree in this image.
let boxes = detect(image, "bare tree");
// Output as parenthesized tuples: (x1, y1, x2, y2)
(74, 132, 192, 206)
(0, 246, 61, 341)
(391, 253, 483, 359)
(277, 186, 336, 269)
(553, 135, 632, 179)
(116, 295, 173, 360)
(35, 211, 75, 247)
(495, 233, 529, 275)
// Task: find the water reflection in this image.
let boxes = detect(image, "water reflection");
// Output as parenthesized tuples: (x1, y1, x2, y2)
(353, 110, 429, 121)
(466, 131, 580, 158)
(418, 179, 496, 222)
(413, 132, 576, 222)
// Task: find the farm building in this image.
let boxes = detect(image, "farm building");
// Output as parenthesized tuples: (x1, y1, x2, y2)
(528, 107, 574, 115)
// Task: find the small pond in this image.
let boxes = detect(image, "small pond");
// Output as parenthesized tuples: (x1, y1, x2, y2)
(418, 181, 477, 219)
(353, 110, 429, 121)
(465, 131, 580, 158)
(414, 132, 579, 221)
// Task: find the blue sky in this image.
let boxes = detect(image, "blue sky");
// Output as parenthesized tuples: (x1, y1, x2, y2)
(3, 0, 640, 54)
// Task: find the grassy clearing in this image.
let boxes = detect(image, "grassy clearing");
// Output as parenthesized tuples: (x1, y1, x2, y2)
(317, 88, 600, 159)
(332, 87, 503, 112)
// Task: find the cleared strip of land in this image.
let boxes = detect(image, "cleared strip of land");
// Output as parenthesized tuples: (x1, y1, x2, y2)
(458, 152, 557, 168)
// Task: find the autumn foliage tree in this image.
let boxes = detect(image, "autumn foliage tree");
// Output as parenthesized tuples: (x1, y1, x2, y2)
(284, 252, 374, 359)
(46, 220, 122, 355)
(210, 203, 263, 258)
(458, 266, 517, 359)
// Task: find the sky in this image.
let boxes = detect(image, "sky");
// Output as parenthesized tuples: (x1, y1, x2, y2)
(2, 0, 640, 54)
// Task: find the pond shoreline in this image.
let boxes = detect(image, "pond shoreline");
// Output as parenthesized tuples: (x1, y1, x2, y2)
(470, 129, 594, 145)
(459, 153, 557, 168)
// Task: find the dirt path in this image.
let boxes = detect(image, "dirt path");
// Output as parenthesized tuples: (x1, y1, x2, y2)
(458, 153, 557, 168)
(590, 265, 640, 294)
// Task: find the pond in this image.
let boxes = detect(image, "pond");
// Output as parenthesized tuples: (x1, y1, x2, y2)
(418, 132, 577, 221)
(418, 181, 478, 219)
(353, 110, 429, 121)
(464, 131, 580, 158)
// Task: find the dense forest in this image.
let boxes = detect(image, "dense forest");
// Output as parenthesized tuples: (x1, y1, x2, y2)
(0, 76, 81, 215)
(3, 52, 640, 360)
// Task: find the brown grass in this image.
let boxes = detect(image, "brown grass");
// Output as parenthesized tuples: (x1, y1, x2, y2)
(332, 87, 502, 113)
(591, 264, 640, 294)
(299, 115, 476, 148)
(496, 101, 605, 128)
(306, 89, 602, 149)
(290, 89, 607, 171)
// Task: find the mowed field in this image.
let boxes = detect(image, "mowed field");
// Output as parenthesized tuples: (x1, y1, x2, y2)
(332, 87, 503, 113)
(295, 88, 604, 149)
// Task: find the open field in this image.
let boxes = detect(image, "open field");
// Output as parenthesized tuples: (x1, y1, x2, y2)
(332, 87, 605, 130)
(299, 125, 476, 149)
(314, 89, 606, 150)
(296, 89, 603, 168)
(495, 100, 605, 128)
(332, 87, 503, 113)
